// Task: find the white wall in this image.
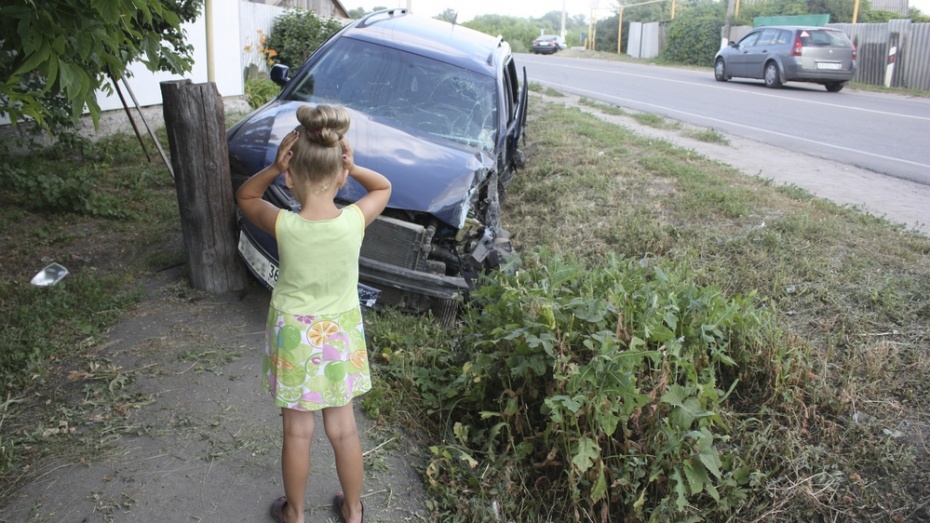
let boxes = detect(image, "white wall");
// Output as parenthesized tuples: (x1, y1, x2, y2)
(99, 3, 243, 110)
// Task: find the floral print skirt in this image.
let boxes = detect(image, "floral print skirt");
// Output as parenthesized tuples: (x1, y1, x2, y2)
(264, 304, 371, 411)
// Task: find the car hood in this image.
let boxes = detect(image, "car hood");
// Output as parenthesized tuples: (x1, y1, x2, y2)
(227, 100, 494, 229)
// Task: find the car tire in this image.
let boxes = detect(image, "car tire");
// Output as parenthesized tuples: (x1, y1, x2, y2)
(714, 58, 728, 82)
(764, 62, 782, 89)
(825, 82, 845, 92)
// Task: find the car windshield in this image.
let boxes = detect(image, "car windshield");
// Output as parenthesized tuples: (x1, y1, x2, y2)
(286, 37, 499, 152)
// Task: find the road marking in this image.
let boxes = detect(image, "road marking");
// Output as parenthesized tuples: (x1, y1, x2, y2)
(524, 60, 930, 122)
(539, 80, 930, 171)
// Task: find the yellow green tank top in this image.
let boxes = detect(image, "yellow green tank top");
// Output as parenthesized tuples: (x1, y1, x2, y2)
(270, 205, 365, 315)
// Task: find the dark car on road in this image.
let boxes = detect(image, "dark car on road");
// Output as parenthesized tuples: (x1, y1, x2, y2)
(532, 35, 566, 54)
(714, 25, 857, 92)
(226, 9, 528, 325)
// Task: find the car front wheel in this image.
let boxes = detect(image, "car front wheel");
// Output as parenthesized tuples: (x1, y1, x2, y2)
(764, 62, 782, 88)
(825, 82, 845, 92)
(714, 58, 728, 82)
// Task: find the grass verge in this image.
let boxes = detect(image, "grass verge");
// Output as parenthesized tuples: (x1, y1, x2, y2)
(363, 97, 930, 521)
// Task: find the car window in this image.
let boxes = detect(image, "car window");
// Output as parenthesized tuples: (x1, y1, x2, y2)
(798, 29, 851, 48)
(503, 59, 517, 125)
(287, 37, 499, 152)
(774, 30, 792, 45)
(756, 29, 780, 46)
(738, 31, 762, 48)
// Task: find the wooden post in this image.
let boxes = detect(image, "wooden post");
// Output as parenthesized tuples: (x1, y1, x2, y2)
(160, 80, 249, 293)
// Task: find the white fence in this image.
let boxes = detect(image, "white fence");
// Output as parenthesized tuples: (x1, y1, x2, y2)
(627, 22, 665, 59)
(240, 1, 289, 78)
(830, 20, 930, 89)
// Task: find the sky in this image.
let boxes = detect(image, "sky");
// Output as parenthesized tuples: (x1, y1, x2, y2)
(347, 1, 589, 23)
(348, 0, 930, 21)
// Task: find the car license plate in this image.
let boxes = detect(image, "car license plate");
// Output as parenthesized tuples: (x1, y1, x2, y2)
(817, 62, 842, 70)
(238, 231, 279, 288)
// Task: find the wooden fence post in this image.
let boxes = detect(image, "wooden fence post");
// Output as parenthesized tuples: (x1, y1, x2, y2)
(160, 80, 249, 293)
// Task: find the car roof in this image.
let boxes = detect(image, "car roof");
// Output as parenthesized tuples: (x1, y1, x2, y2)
(343, 9, 509, 77)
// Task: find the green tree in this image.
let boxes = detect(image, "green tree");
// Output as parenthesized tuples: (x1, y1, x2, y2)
(909, 7, 930, 22)
(0, 0, 202, 129)
(263, 9, 344, 69)
(435, 8, 458, 23)
(464, 14, 540, 54)
(660, 0, 726, 66)
(594, 14, 620, 53)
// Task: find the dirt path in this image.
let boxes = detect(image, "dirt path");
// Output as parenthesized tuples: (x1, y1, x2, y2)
(0, 269, 429, 523)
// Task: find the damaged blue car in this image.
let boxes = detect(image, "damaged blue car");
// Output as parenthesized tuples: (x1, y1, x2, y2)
(227, 9, 528, 324)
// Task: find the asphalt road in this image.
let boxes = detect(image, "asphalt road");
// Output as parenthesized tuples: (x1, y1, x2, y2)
(518, 53, 930, 187)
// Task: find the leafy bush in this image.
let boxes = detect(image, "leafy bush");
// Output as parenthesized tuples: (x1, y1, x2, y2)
(245, 77, 280, 109)
(0, 160, 118, 217)
(263, 9, 344, 69)
(369, 250, 804, 521)
(661, 3, 726, 67)
(464, 14, 539, 55)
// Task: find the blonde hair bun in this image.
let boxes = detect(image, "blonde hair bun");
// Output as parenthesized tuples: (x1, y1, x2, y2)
(296, 104, 350, 147)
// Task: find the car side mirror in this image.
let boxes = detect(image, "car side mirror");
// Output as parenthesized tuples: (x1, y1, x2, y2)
(270, 64, 290, 87)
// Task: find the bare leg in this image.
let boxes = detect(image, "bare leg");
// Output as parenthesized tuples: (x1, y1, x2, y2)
(280, 408, 316, 523)
(322, 402, 364, 523)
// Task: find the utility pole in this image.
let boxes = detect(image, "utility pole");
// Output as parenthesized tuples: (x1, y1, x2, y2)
(723, 0, 736, 46)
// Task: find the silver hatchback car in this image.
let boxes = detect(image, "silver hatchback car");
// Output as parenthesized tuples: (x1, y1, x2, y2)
(714, 26, 857, 92)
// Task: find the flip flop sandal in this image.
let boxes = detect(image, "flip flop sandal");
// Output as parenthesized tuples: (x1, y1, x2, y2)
(270, 496, 288, 523)
(332, 492, 365, 523)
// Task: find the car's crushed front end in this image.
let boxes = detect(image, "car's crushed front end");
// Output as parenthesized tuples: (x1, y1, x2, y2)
(228, 102, 519, 321)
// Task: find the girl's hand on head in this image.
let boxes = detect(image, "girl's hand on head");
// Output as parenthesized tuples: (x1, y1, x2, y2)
(341, 137, 356, 175)
(274, 130, 300, 173)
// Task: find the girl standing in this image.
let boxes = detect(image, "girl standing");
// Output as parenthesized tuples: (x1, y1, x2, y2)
(236, 104, 391, 523)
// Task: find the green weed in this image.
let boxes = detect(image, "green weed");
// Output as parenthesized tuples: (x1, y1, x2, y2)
(245, 77, 280, 109)
(579, 96, 626, 116)
(685, 128, 730, 145)
(631, 112, 681, 129)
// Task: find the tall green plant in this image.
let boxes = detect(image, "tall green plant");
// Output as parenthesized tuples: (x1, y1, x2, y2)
(661, 1, 726, 67)
(370, 250, 802, 521)
(263, 9, 344, 69)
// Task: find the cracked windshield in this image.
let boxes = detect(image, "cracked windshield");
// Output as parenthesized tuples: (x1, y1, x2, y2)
(288, 38, 498, 151)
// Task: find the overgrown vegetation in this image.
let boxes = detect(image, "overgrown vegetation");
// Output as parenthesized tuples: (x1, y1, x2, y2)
(363, 97, 930, 521)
